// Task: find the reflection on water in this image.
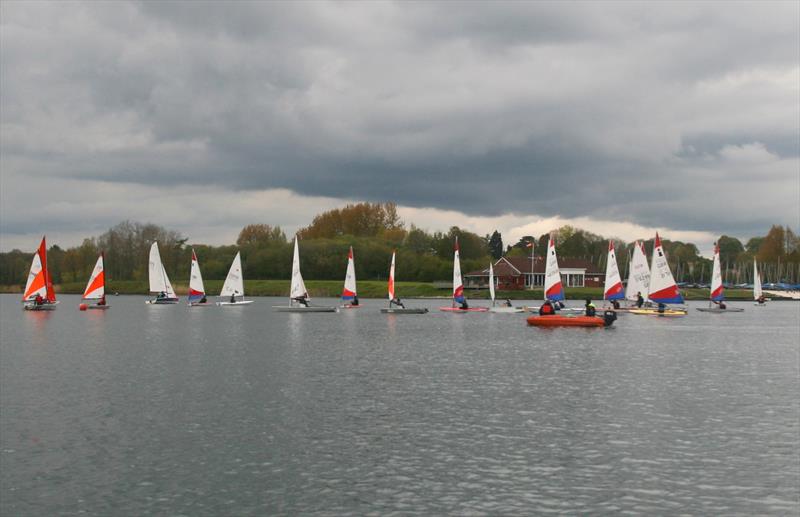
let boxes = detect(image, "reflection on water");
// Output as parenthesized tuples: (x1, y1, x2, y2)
(1, 295, 798, 516)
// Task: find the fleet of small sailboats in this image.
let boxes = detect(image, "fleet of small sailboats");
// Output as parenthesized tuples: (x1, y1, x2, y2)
(146, 242, 178, 304)
(19, 232, 767, 318)
(22, 236, 58, 311)
(80, 253, 108, 310)
(217, 252, 253, 306)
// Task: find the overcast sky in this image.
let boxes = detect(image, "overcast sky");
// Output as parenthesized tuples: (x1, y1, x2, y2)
(1, 1, 798, 254)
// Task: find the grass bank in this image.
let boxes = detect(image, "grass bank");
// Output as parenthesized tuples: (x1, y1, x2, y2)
(0, 281, 764, 301)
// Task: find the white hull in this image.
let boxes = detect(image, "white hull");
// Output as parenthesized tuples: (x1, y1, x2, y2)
(697, 307, 745, 313)
(217, 300, 254, 306)
(489, 307, 524, 313)
(188, 302, 214, 307)
(273, 305, 338, 313)
(380, 307, 429, 314)
(23, 301, 59, 311)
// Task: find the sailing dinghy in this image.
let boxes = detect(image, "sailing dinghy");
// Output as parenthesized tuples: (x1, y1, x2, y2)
(146, 242, 179, 304)
(22, 236, 59, 311)
(439, 237, 488, 312)
(603, 241, 625, 304)
(488, 262, 522, 313)
(217, 251, 253, 306)
(753, 259, 767, 306)
(188, 249, 212, 306)
(340, 246, 360, 308)
(381, 251, 428, 314)
(697, 242, 743, 313)
(611, 240, 652, 312)
(273, 237, 337, 312)
(526, 236, 584, 314)
(631, 233, 687, 316)
(79, 252, 109, 310)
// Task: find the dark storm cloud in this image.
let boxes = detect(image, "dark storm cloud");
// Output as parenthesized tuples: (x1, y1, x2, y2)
(1, 0, 798, 244)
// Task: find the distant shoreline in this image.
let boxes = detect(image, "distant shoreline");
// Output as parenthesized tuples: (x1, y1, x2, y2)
(0, 280, 784, 301)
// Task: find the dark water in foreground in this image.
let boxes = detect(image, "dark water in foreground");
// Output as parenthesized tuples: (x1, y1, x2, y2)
(1, 294, 798, 515)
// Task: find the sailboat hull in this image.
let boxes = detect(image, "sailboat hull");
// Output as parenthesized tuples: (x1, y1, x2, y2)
(696, 307, 745, 313)
(273, 305, 338, 312)
(489, 307, 523, 313)
(23, 301, 59, 311)
(628, 308, 687, 317)
(146, 298, 179, 305)
(87, 305, 110, 310)
(380, 307, 428, 314)
(439, 307, 489, 312)
(217, 300, 254, 306)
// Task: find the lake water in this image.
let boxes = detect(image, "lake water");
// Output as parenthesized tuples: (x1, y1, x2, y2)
(1, 294, 798, 515)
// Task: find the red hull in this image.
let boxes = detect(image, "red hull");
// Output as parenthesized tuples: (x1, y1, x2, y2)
(527, 315, 607, 327)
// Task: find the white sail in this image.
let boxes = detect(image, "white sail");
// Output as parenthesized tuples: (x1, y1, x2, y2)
(753, 259, 763, 300)
(388, 251, 396, 301)
(543, 235, 564, 301)
(148, 242, 177, 298)
(342, 246, 357, 300)
(189, 249, 206, 302)
(625, 241, 650, 301)
(220, 251, 245, 298)
(290, 237, 309, 300)
(647, 233, 683, 304)
(489, 262, 496, 303)
(82, 254, 105, 300)
(23, 251, 46, 301)
(710, 243, 724, 302)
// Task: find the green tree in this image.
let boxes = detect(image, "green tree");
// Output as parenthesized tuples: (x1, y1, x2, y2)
(488, 231, 503, 259)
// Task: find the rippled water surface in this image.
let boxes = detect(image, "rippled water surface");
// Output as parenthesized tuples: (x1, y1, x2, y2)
(1, 294, 798, 515)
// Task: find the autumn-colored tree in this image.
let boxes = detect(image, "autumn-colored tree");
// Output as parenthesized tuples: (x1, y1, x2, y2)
(236, 224, 286, 247)
(298, 202, 403, 239)
(757, 225, 785, 264)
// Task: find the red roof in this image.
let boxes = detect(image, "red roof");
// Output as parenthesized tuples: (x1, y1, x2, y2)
(465, 256, 603, 277)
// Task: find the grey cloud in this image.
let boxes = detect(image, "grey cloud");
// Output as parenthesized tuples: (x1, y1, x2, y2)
(1, 0, 798, 243)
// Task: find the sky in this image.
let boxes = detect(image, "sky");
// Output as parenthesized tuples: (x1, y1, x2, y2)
(1, 1, 798, 254)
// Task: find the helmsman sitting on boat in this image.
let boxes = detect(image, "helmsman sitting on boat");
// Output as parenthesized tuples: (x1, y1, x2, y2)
(293, 295, 309, 307)
(390, 297, 405, 309)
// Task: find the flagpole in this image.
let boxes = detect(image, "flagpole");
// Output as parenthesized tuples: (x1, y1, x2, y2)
(530, 240, 535, 291)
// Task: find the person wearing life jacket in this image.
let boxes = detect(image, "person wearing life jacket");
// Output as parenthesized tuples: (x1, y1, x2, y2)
(230, 292, 236, 304)
(657, 302, 666, 314)
(539, 300, 555, 315)
(199, 295, 207, 304)
(98, 295, 106, 306)
(611, 299, 620, 309)
(460, 299, 469, 310)
(505, 299, 513, 307)
(351, 295, 359, 306)
(585, 298, 597, 317)
(757, 295, 766, 305)
(390, 297, 405, 309)
(34, 294, 44, 306)
(636, 292, 644, 308)
(293, 296, 309, 307)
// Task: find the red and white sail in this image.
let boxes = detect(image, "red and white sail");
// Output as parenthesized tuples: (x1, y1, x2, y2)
(603, 241, 624, 300)
(452, 238, 465, 304)
(387, 251, 396, 301)
(710, 242, 724, 302)
(23, 236, 56, 302)
(625, 241, 650, 301)
(341, 246, 357, 301)
(647, 233, 684, 304)
(188, 249, 206, 303)
(543, 235, 564, 301)
(82, 253, 106, 300)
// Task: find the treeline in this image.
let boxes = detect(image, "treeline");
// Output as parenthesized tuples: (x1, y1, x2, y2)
(1, 202, 798, 287)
